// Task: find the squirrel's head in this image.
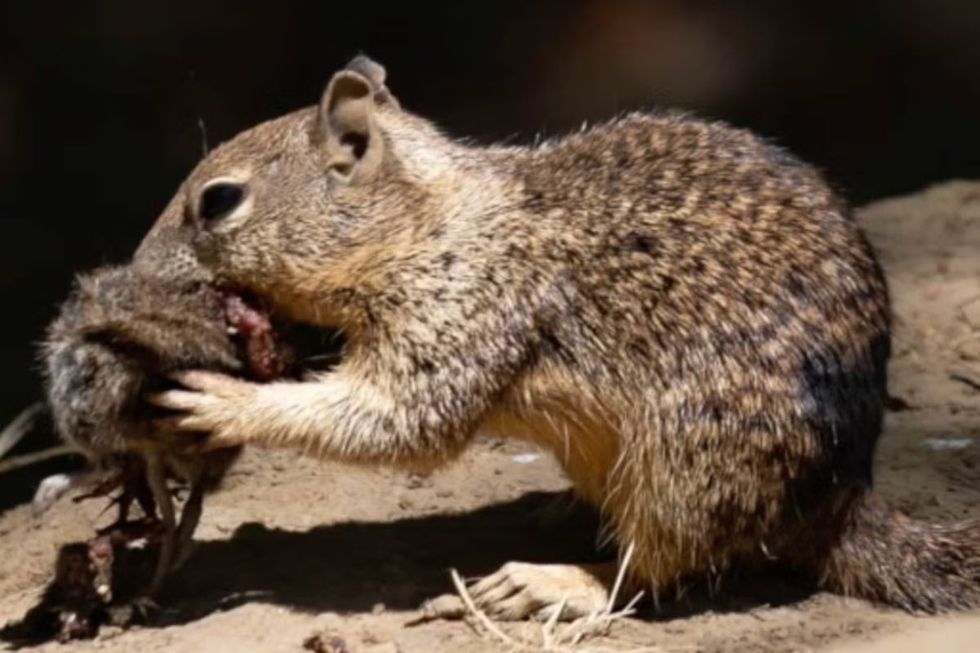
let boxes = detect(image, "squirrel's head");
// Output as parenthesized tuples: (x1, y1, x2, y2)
(136, 56, 455, 330)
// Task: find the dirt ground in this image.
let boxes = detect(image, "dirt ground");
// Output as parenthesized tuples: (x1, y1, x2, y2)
(1, 180, 979, 652)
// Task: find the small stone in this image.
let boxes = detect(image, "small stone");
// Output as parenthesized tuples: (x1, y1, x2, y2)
(371, 602, 386, 615)
(405, 473, 431, 489)
(303, 631, 351, 653)
(364, 643, 400, 653)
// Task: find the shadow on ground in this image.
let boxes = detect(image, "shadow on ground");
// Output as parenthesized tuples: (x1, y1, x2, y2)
(2, 489, 816, 647)
(163, 491, 605, 620)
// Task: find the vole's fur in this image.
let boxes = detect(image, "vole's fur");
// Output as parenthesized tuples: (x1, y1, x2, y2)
(45, 267, 239, 453)
(142, 56, 979, 617)
(43, 265, 242, 594)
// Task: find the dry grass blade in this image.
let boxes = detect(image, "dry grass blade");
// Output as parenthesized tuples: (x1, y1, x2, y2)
(0, 403, 76, 476)
(560, 542, 643, 647)
(540, 596, 568, 650)
(950, 370, 980, 392)
(0, 445, 76, 475)
(608, 542, 635, 613)
(448, 543, 659, 653)
(0, 402, 44, 461)
(449, 568, 524, 650)
(563, 591, 645, 647)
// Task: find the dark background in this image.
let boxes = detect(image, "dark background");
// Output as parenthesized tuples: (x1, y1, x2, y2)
(1, 1, 979, 500)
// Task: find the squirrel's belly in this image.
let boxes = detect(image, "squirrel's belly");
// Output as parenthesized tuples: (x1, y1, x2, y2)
(482, 373, 620, 506)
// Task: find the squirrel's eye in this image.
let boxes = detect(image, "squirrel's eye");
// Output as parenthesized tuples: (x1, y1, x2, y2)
(199, 183, 245, 222)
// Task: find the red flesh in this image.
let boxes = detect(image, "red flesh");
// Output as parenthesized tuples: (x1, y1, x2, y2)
(223, 294, 288, 380)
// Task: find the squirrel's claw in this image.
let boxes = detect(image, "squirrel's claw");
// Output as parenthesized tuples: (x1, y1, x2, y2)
(147, 389, 216, 413)
(168, 370, 252, 395)
(147, 371, 256, 449)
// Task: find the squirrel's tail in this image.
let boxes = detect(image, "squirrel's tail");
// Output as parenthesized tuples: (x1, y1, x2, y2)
(816, 490, 980, 613)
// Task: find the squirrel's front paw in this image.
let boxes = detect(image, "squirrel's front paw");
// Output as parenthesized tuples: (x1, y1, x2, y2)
(148, 371, 257, 449)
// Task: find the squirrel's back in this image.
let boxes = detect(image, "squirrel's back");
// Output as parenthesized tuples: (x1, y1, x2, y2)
(468, 111, 895, 596)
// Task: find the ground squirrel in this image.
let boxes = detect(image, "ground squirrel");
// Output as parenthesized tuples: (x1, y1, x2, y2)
(135, 55, 979, 617)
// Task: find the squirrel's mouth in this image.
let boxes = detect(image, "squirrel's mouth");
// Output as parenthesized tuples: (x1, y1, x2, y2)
(221, 289, 345, 380)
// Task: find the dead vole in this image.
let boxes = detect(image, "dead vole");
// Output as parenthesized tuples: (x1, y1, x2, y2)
(40, 265, 262, 606)
(18, 263, 308, 641)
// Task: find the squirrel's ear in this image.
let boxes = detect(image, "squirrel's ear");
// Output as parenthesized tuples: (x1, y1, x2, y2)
(319, 69, 384, 183)
(344, 55, 400, 109)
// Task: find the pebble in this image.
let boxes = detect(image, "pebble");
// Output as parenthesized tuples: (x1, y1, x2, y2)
(363, 643, 400, 653)
(921, 437, 973, 451)
(512, 453, 540, 464)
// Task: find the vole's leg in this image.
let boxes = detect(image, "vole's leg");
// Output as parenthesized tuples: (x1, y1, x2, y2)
(171, 470, 206, 571)
(95, 491, 135, 536)
(143, 453, 176, 596)
(132, 464, 158, 520)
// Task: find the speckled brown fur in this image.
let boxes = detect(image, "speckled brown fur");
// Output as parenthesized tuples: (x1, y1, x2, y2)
(141, 56, 979, 613)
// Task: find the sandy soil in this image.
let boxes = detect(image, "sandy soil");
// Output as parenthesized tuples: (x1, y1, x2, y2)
(1, 180, 979, 652)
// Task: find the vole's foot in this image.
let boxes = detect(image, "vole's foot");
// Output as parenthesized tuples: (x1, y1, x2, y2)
(420, 562, 617, 622)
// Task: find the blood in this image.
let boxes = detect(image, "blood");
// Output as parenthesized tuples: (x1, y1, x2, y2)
(223, 293, 289, 380)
